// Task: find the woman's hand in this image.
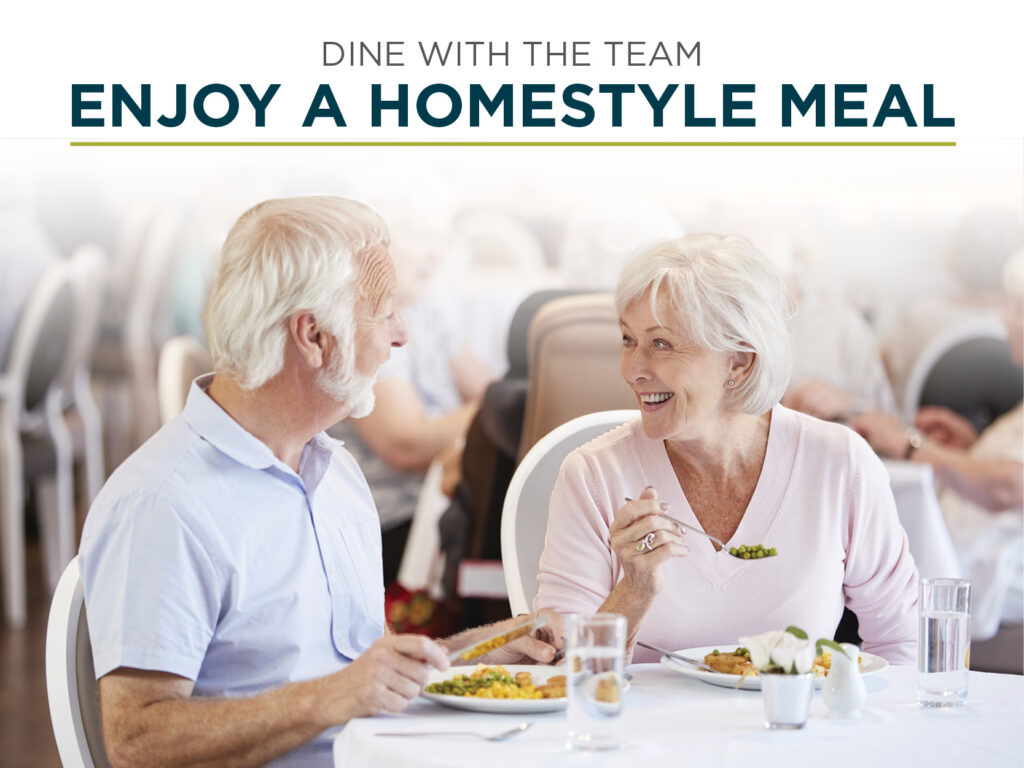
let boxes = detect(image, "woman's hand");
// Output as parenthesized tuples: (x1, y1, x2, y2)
(609, 486, 689, 600)
(914, 406, 977, 450)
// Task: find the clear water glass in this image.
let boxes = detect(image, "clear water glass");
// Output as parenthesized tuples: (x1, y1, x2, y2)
(918, 577, 971, 707)
(565, 613, 626, 750)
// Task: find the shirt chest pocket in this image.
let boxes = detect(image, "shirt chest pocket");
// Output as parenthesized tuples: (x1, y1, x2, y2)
(328, 518, 386, 656)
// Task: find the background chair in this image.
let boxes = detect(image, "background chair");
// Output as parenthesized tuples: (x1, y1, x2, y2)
(518, 293, 635, 460)
(0, 261, 76, 626)
(157, 336, 213, 425)
(45, 556, 112, 768)
(502, 410, 638, 616)
(58, 245, 109, 507)
(901, 315, 1022, 432)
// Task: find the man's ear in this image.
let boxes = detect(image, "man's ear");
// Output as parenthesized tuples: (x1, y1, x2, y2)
(288, 311, 327, 369)
(728, 349, 756, 385)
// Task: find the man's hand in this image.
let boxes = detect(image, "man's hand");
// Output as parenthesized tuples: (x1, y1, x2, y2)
(313, 634, 449, 726)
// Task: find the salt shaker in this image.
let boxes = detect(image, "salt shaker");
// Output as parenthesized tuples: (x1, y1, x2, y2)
(822, 642, 867, 718)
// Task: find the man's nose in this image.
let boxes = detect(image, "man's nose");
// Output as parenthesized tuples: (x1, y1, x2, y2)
(391, 312, 409, 347)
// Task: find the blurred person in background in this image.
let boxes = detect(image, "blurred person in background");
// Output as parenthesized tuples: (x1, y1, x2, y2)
(79, 196, 561, 768)
(852, 249, 1024, 641)
(557, 196, 684, 290)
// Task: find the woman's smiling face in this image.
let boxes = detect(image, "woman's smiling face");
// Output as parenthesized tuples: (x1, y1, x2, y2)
(620, 290, 734, 443)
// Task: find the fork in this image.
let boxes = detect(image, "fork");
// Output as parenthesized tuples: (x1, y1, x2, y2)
(624, 497, 728, 550)
(376, 722, 534, 741)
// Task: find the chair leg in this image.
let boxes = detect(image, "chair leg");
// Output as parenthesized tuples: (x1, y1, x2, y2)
(0, 403, 27, 626)
(74, 371, 105, 504)
(43, 390, 76, 593)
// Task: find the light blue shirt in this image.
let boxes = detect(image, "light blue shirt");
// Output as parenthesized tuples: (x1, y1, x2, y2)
(79, 375, 386, 766)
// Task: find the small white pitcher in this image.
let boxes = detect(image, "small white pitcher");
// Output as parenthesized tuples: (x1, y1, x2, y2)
(822, 642, 867, 718)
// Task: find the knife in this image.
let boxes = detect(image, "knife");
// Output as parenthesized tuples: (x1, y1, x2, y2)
(637, 640, 718, 673)
(447, 616, 548, 663)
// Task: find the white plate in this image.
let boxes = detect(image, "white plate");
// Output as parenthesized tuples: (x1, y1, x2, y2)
(422, 665, 569, 713)
(659, 645, 888, 691)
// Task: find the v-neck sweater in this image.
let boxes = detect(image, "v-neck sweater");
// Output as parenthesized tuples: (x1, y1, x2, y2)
(534, 405, 918, 664)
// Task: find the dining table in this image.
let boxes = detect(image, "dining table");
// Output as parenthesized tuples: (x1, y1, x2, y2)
(333, 662, 1023, 767)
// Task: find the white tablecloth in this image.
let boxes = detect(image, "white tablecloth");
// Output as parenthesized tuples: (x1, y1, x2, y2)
(334, 664, 1023, 767)
(884, 459, 963, 579)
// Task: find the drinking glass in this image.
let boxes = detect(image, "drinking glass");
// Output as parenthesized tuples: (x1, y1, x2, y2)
(762, 672, 815, 729)
(918, 577, 971, 707)
(565, 613, 626, 750)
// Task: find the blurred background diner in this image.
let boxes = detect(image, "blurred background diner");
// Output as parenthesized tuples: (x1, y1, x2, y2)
(0, 142, 1021, 764)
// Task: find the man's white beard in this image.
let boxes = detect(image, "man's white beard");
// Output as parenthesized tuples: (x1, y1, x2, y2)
(316, 350, 377, 419)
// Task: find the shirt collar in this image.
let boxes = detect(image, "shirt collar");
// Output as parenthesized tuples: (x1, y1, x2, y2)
(182, 374, 338, 475)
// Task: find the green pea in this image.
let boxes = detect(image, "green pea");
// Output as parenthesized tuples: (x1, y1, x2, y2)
(712, 649, 720, 656)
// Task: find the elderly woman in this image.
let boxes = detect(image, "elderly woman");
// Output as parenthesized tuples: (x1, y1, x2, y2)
(853, 251, 1024, 641)
(534, 234, 919, 664)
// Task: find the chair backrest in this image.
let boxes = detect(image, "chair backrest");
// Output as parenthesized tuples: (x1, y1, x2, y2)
(504, 289, 594, 380)
(125, 209, 182, 442)
(58, 245, 109, 396)
(519, 293, 635, 460)
(46, 556, 112, 768)
(901, 315, 1022, 430)
(501, 409, 638, 616)
(157, 336, 213, 425)
(4, 260, 75, 415)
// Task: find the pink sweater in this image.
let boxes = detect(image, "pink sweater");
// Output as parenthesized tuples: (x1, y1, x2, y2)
(534, 405, 919, 664)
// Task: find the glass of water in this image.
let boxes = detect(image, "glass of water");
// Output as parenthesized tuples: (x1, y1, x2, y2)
(565, 613, 626, 750)
(918, 577, 971, 707)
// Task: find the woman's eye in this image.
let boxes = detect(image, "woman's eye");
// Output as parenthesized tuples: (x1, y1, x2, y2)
(621, 335, 635, 347)
(653, 339, 671, 350)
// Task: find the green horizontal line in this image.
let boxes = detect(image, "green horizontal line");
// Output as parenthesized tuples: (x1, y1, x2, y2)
(69, 140, 957, 148)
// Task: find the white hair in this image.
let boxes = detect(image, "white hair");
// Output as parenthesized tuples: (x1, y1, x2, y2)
(204, 196, 389, 390)
(614, 233, 795, 415)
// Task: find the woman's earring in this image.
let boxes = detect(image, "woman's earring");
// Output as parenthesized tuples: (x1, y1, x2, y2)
(727, 379, 736, 387)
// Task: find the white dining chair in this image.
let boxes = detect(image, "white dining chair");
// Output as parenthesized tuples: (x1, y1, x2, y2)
(157, 335, 212, 425)
(900, 314, 1012, 425)
(46, 556, 113, 768)
(124, 209, 182, 446)
(501, 409, 638, 616)
(0, 260, 76, 625)
(58, 245, 109, 505)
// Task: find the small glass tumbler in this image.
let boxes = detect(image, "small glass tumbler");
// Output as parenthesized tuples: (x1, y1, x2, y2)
(565, 613, 626, 751)
(762, 672, 815, 729)
(918, 577, 971, 707)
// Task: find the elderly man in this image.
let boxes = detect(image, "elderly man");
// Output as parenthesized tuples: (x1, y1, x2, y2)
(79, 197, 560, 768)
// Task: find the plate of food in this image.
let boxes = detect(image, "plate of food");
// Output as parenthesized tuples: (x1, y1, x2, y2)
(422, 664, 569, 713)
(659, 645, 888, 691)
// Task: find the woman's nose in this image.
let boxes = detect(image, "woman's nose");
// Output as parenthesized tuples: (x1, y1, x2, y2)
(621, 347, 650, 383)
